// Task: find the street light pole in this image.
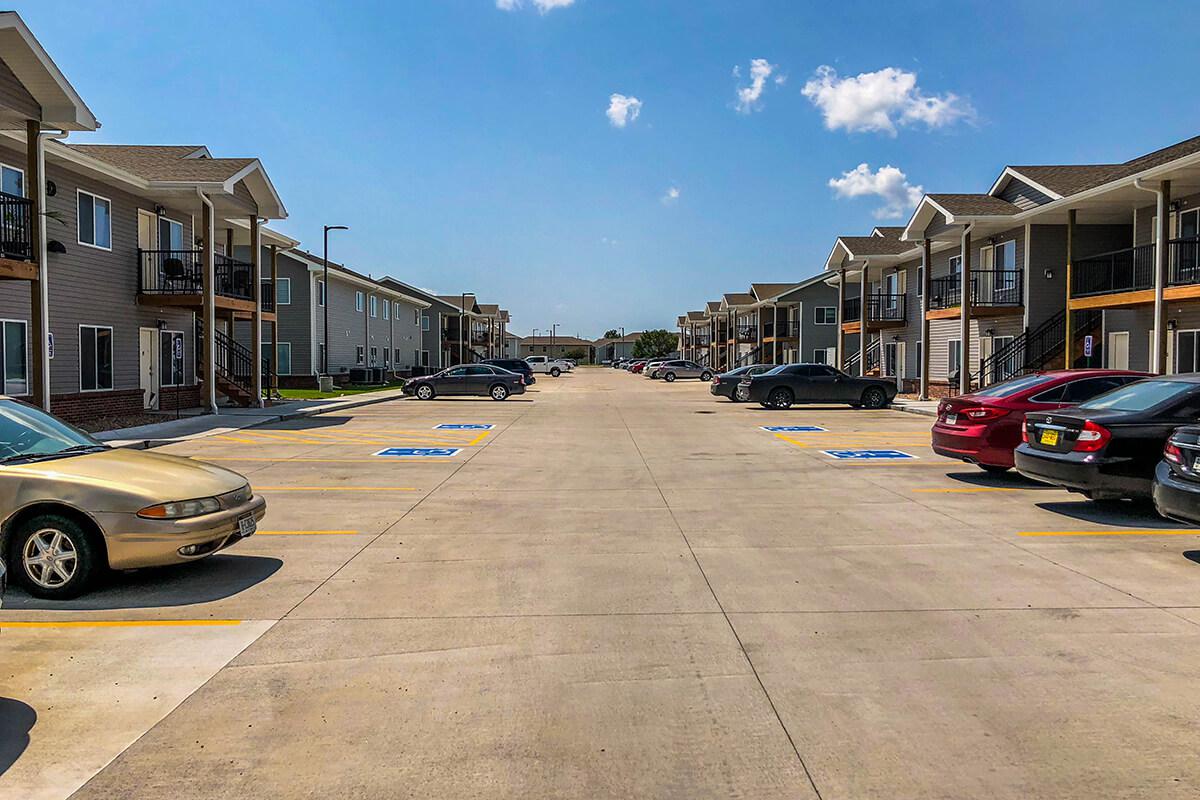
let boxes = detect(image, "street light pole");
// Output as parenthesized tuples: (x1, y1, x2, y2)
(459, 291, 474, 364)
(322, 225, 349, 376)
(551, 322, 559, 357)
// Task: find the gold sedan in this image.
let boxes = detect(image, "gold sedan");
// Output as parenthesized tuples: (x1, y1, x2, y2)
(0, 397, 265, 600)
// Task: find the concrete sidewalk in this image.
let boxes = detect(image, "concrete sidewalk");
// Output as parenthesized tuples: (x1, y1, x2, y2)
(893, 397, 938, 417)
(94, 387, 410, 448)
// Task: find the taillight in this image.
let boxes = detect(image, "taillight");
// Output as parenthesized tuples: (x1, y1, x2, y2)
(1021, 419, 1029, 443)
(1165, 440, 1184, 464)
(1073, 420, 1111, 453)
(713, 377, 720, 384)
(960, 406, 1006, 422)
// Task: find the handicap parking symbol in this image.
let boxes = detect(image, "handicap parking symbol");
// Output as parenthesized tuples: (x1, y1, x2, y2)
(433, 424, 494, 430)
(821, 449, 916, 460)
(374, 447, 462, 458)
(760, 425, 828, 433)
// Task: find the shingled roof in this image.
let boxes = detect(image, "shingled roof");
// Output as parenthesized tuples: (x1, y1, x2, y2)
(836, 235, 914, 256)
(928, 194, 1022, 216)
(68, 144, 255, 182)
(750, 282, 799, 300)
(722, 292, 756, 307)
(705, 301, 722, 313)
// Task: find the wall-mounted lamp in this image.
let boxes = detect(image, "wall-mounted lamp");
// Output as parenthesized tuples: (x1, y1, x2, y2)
(1043, 268, 1054, 280)
(984, 327, 995, 337)
(891, 334, 901, 342)
(1170, 201, 1182, 213)
(1168, 319, 1179, 331)
(154, 204, 166, 216)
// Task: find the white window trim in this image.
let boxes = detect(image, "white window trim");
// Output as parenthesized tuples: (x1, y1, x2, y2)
(160, 329, 185, 387)
(0, 317, 29, 395)
(949, 254, 963, 274)
(157, 215, 185, 250)
(317, 279, 326, 307)
(369, 295, 378, 318)
(1, 162, 25, 197)
(262, 340, 292, 376)
(355, 344, 365, 365)
(274, 276, 292, 306)
(355, 291, 364, 312)
(382, 299, 389, 320)
(79, 324, 115, 393)
(947, 338, 962, 375)
(77, 188, 113, 252)
(814, 306, 836, 325)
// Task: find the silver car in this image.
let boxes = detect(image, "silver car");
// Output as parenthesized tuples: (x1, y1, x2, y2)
(652, 360, 714, 382)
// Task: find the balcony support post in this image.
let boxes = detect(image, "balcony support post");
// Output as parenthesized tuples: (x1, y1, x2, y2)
(858, 264, 869, 377)
(772, 302, 779, 364)
(1154, 180, 1171, 374)
(270, 244, 278, 399)
(1064, 209, 1075, 370)
(26, 120, 50, 409)
(836, 268, 846, 370)
(250, 216, 263, 407)
(959, 226, 973, 395)
(199, 193, 217, 414)
(920, 238, 932, 400)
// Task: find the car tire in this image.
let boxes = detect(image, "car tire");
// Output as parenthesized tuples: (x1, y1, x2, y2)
(768, 387, 793, 410)
(415, 384, 435, 400)
(550, 367, 561, 377)
(10, 513, 100, 600)
(979, 464, 1010, 474)
(861, 387, 888, 409)
(490, 384, 509, 401)
(700, 371, 713, 381)
(664, 372, 676, 382)
(759, 401, 770, 408)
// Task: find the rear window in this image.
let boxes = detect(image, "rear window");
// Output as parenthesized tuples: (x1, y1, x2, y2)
(973, 374, 1056, 398)
(1076, 379, 1192, 412)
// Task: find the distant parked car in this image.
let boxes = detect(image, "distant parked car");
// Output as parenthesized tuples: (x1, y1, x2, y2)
(404, 364, 527, 401)
(643, 360, 668, 378)
(1153, 425, 1200, 524)
(482, 358, 536, 385)
(710, 364, 773, 401)
(1015, 375, 1200, 500)
(629, 360, 648, 374)
(932, 370, 1148, 473)
(525, 355, 572, 377)
(650, 360, 713, 382)
(743, 363, 897, 409)
(0, 396, 265, 599)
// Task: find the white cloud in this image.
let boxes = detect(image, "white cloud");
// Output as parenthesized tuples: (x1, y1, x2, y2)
(828, 163, 924, 219)
(734, 58, 781, 114)
(496, 0, 575, 12)
(801, 65, 973, 135)
(661, 186, 680, 205)
(606, 93, 642, 128)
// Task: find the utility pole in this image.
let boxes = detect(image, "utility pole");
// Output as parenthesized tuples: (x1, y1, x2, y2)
(551, 322, 559, 358)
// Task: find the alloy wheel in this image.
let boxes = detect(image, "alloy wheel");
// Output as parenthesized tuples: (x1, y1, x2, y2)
(22, 528, 78, 589)
(491, 385, 508, 400)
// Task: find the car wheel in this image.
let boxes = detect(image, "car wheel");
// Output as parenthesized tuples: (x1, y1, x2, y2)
(664, 372, 676, 382)
(550, 367, 561, 377)
(979, 464, 1010, 474)
(490, 384, 509, 401)
(768, 388, 793, 410)
(759, 401, 770, 408)
(415, 384, 435, 400)
(11, 514, 100, 600)
(700, 371, 713, 381)
(861, 387, 888, 409)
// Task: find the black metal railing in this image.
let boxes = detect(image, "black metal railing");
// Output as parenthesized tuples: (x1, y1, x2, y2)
(866, 293, 906, 324)
(843, 296, 861, 323)
(139, 249, 273, 307)
(196, 319, 276, 403)
(0, 191, 33, 261)
(962, 308, 1102, 393)
(764, 320, 797, 338)
(1168, 236, 1200, 286)
(734, 324, 757, 342)
(844, 338, 879, 374)
(1071, 243, 1155, 297)
(929, 270, 1023, 310)
(735, 345, 762, 368)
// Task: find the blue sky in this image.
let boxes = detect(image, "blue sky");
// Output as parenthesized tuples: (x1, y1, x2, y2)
(16, 0, 1198, 337)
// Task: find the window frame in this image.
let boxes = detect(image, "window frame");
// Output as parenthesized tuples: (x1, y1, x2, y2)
(355, 344, 365, 365)
(814, 306, 836, 325)
(355, 291, 365, 313)
(382, 298, 389, 320)
(421, 313, 430, 331)
(947, 338, 962, 376)
(369, 295, 378, 318)
(949, 254, 963, 275)
(262, 341, 292, 376)
(1, 162, 25, 197)
(0, 318, 29, 395)
(76, 188, 113, 251)
(79, 324, 115, 393)
(317, 279, 326, 307)
(274, 277, 292, 306)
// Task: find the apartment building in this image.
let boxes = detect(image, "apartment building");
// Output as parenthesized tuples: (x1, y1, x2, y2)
(595, 332, 644, 363)
(518, 335, 594, 361)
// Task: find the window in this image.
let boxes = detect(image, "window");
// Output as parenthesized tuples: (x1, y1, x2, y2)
(317, 343, 326, 372)
(948, 339, 962, 376)
(370, 346, 378, 365)
(949, 254, 962, 275)
(382, 299, 389, 320)
(159, 330, 185, 387)
(884, 342, 900, 377)
(1178, 330, 1200, 373)
(1, 163, 23, 196)
(355, 345, 365, 365)
(420, 349, 429, 366)
(261, 342, 291, 375)
(78, 190, 112, 250)
(317, 280, 326, 306)
(395, 348, 403, 365)
(369, 296, 378, 318)
(917, 265, 924, 297)
(421, 314, 430, 332)
(355, 291, 364, 312)
(274, 277, 291, 305)
(383, 348, 390, 366)
(157, 216, 183, 251)
(814, 306, 836, 325)
(413, 308, 420, 325)
(995, 240, 1018, 293)
(80, 325, 114, 391)
(812, 349, 827, 364)
(916, 340, 923, 378)
(0, 319, 27, 394)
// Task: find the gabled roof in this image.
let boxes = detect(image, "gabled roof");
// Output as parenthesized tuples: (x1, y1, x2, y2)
(721, 292, 756, 308)
(872, 226, 905, 238)
(0, 11, 98, 131)
(437, 295, 483, 314)
(705, 301, 722, 314)
(686, 310, 707, 322)
(289, 249, 430, 307)
(749, 283, 800, 302)
(476, 303, 501, 316)
(926, 193, 1022, 217)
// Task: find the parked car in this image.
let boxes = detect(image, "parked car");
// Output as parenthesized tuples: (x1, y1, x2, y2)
(482, 358, 536, 385)
(743, 363, 898, 409)
(710, 364, 773, 401)
(1153, 425, 1200, 524)
(0, 397, 265, 600)
(643, 360, 668, 378)
(1015, 375, 1200, 500)
(525, 355, 573, 377)
(932, 370, 1148, 472)
(649, 360, 713, 382)
(404, 364, 527, 400)
(0, 554, 5, 607)
(629, 360, 648, 374)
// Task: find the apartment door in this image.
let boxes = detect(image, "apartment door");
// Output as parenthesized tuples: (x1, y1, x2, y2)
(139, 327, 159, 410)
(1107, 331, 1129, 370)
(1175, 330, 1200, 373)
(138, 210, 157, 290)
(1149, 329, 1176, 373)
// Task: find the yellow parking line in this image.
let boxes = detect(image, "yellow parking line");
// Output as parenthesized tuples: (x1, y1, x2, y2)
(0, 619, 242, 629)
(255, 530, 360, 535)
(254, 486, 418, 492)
(1019, 529, 1200, 537)
(912, 487, 1020, 493)
(467, 430, 492, 446)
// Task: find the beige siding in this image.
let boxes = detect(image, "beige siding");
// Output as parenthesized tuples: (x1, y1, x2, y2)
(0, 57, 39, 120)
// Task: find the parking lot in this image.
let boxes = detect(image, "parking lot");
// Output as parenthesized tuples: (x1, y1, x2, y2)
(3, 367, 1200, 799)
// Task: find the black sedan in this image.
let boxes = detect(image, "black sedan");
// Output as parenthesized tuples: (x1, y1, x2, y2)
(742, 363, 898, 410)
(1154, 426, 1200, 523)
(403, 364, 527, 401)
(1015, 375, 1200, 500)
(482, 358, 536, 384)
(710, 364, 773, 401)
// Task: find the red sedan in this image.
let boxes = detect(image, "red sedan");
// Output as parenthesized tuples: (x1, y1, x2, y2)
(931, 370, 1149, 472)
(629, 360, 648, 374)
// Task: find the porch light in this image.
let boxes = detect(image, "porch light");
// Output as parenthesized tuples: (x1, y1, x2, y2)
(1044, 269, 1053, 280)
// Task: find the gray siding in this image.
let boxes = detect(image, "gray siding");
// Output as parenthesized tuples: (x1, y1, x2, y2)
(310, 270, 425, 375)
(926, 316, 1023, 382)
(997, 177, 1053, 210)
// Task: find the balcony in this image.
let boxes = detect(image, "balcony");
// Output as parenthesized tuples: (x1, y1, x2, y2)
(138, 249, 274, 313)
(733, 324, 757, 343)
(843, 294, 907, 327)
(471, 331, 491, 346)
(928, 270, 1023, 313)
(764, 320, 798, 339)
(1070, 238, 1200, 304)
(0, 191, 35, 277)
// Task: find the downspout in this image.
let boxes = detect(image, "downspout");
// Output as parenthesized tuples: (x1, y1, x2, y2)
(959, 221, 975, 395)
(196, 188, 217, 414)
(1134, 178, 1167, 373)
(33, 129, 61, 411)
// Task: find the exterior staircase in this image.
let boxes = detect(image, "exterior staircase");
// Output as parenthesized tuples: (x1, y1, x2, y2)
(970, 308, 1102, 391)
(196, 320, 275, 407)
(843, 339, 880, 375)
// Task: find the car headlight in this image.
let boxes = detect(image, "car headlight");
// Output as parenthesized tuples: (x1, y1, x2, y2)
(137, 497, 222, 519)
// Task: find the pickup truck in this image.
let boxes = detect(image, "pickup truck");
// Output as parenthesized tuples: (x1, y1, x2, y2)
(525, 355, 573, 377)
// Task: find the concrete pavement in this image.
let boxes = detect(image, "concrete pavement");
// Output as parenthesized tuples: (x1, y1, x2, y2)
(3, 368, 1200, 799)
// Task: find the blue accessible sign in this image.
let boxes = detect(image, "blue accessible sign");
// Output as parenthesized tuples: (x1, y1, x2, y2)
(374, 447, 462, 458)
(433, 424, 494, 430)
(760, 425, 828, 433)
(821, 449, 916, 460)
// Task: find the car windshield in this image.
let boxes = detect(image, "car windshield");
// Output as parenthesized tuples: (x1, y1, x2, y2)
(0, 399, 106, 463)
(973, 374, 1056, 398)
(1076, 379, 1192, 412)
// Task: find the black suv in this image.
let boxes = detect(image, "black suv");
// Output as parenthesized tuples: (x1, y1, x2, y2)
(482, 358, 536, 384)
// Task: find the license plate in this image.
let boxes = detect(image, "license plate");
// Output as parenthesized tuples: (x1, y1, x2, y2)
(1193, 457, 1200, 472)
(1039, 430, 1060, 446)
(237, 514, 256, 538)
(945, 413, 957, 425)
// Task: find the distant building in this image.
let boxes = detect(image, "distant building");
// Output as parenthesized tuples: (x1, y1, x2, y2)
(517, 335, 595, 362)
(592, 332, 644, 363)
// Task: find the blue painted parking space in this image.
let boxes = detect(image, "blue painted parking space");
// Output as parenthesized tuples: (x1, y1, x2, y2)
(760, 425, 828, 433)
(433, 424, 494, 430)
(374, 447, 463, 458)
(821, 449, 916, 460)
